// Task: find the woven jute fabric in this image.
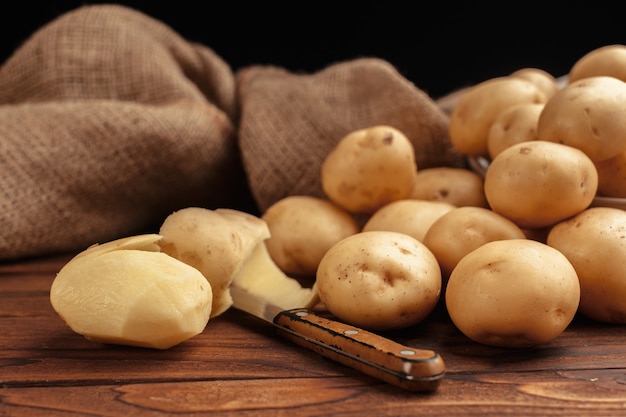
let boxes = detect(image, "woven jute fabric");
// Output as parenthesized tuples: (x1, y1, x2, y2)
(0, 4, 243, 260)
(0, 4, 463, 261)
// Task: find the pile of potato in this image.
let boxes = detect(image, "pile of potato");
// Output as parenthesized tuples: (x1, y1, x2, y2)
(50, 44, 626, 351)
(263, 44, 626, 348)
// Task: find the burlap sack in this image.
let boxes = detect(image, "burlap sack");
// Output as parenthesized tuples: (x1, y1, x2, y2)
(236, 60, 465, 212)
(0, 4, 463, 261)
(0, 4, 246, 261)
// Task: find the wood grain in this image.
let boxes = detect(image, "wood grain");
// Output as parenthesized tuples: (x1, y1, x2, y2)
(2, 254, 626, 416)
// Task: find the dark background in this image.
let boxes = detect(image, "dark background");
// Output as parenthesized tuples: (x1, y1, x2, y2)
(1, 1, 625, 99)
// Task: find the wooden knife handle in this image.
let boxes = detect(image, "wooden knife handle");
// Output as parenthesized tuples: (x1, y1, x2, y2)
(273, 308, 445, 392)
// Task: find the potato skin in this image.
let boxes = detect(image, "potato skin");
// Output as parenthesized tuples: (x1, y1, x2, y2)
(316, 231, 441, 331)
(484, 140, 598, 229)
(449, 77, 547, 156)
(547, 207, 626, 323)
(595, 150, 626, 198)
(487, 102, 544, 159)
(362, 199, 455, 242)
(445, 239, 580, 348)
(510, 67, 559, 99)
(410, 167, 488, 208)
(262, 195, 359, 277)
(422, 206, 525, 280)
(537, 76, 626, 162)
(569, 44, 626, 83)
(321, 125, 418, 214)
(158, 207, 270, 318)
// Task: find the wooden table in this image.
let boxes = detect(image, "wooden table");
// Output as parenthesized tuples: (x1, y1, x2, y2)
(2, 253, 626, 416)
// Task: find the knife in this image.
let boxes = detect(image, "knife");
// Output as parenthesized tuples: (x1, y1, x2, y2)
(229, 284, 446, 392)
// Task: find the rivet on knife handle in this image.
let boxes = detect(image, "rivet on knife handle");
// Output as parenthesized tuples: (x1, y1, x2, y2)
(272, 308, 445, 392)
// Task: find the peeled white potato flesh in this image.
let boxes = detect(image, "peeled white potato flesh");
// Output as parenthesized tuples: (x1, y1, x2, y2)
(50, 235, 213, 349)
(231, 242, 319, 312)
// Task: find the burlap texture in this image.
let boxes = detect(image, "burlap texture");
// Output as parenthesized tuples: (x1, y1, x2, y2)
(0, 4, 244, 260)
(0, 4, 463, 261)
(237, 61, 464, 212)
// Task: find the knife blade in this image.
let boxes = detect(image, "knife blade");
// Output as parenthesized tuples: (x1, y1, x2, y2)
(229, 284, 445, 392)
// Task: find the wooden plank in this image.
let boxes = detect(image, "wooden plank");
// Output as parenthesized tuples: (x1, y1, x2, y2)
(2, 254, 626, 415)
(2, 371, 626, 416)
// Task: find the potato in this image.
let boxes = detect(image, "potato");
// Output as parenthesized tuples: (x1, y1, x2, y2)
(262, 195, 359, 277)
(316, 231, 441, 331)
(569, 44, 626, 83)
(449, 77, 548, 156)
(321, 125, 418, 214)
(594, 150, 626, 198)
(362, 199, 455, 242)
(159, 207, 270, 318)
(510, 67, 559, 99)
(410, 167, 488, 207)
(445, 239, 580, 348)
(50, 234, 213, 349)
(422, 206, 525, 280)
(486, 102, 544, 159)
(547, 207, 626, 323)
(159, 207, 319, 317)
(537, 76, 626, 162)
(484, 141, 598, 229)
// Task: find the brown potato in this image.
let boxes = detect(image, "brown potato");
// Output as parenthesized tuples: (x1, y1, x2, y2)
(537, 76, 626, 162)
(422, 206, 525, 280)
(484, 141, 598, 229)
(262, 195, 360, 277)
(410, 167, 488, 207)
(594, 150, 626, 198)
(547, 207, 626, 323)
(316, 231, 441, 331)
(362, 199, 455, 242)
(159, 207, 270, 318)
(569, 44, 626, 83)
(510, 67, 559, 99)
(486, 102, 544, 159)
(449, 77, 547, 156)
(321, 125, 418, 214)
(445, 239, 580, 348)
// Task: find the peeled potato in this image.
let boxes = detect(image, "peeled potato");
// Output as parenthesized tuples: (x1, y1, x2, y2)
(569, 44, 626, 83)
(262, 195, 359, 277)
(537, 76, 626, 162)
(484, 141, 598, 229)
(321, 125, 418, 214)
(446, 239, 580, 348)
(410, 167, 488, 207)
(449, 77, 547, 156)
(487, 102, 544, 159)
(362, 199, 455, 242)
(50, 235, 212, 350)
